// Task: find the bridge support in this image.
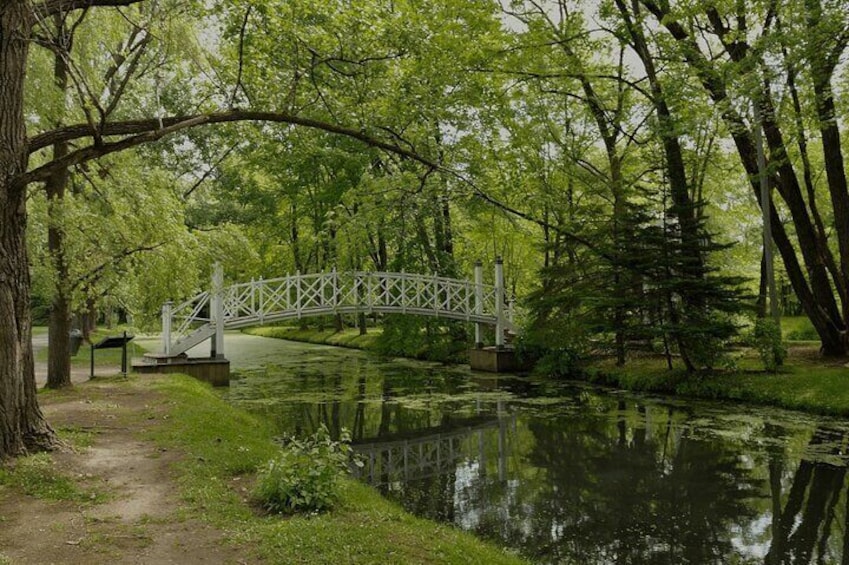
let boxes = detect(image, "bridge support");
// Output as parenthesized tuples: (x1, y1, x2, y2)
(137, 263, 231, 386)
(474, 261, 484, 349)
(495, 257, 505, 350)
(161, 300, 172, 356)
(211, 263, 225, 359)
(468, 257, 526, 372)
(134, 357, 230, 387)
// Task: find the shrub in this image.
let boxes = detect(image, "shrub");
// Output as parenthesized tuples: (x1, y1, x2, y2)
(515, 319, 590, 377)
(254, 425, 359, 514)
(376, 315, 468, 362)
(749, 318, 786, 372)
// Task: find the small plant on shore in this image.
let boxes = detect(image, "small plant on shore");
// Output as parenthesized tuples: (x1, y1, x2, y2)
(749, 318, 786, 372)
(254, 425, 360, 514)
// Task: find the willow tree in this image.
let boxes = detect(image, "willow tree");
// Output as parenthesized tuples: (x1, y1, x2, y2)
(0, 0, 434, 458)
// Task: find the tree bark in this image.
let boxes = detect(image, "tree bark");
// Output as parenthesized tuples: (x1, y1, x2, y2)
(806, 0, 849, 326)
(46, 14, 74, 389)
(0, 1, 55, 458)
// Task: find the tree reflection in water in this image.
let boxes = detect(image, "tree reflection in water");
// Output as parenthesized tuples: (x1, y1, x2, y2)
(477, 401, 761, 564)
(766, 427, 849, 565)
(230, 347, 849, 564)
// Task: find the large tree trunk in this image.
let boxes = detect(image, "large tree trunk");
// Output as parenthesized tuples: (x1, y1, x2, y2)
(46, 20, 73, 389)
(0, 1, 55, 458)
(806, 0, 849, 328)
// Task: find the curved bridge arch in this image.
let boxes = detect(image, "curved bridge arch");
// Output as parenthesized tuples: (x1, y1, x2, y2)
(159, 264, 514, 358)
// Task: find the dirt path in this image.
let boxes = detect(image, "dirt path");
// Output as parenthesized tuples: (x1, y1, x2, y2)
(0, 379, 255, 564)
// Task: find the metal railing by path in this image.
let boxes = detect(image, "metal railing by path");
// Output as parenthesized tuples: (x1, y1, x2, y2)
(159, 260, 515, 358)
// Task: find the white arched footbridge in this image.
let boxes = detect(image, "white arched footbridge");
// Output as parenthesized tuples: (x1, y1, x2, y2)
(154, 260, 514, 360)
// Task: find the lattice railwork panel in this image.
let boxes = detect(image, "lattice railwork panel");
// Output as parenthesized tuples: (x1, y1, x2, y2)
(172, 291, 210, 340)
(164, 269, 511, 354)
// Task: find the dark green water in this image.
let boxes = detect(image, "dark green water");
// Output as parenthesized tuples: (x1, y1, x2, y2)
(224, 333, 849, 564)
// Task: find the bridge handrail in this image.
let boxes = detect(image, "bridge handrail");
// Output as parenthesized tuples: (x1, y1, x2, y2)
(219, 271, 501, 324)
(171, 291, 211, 340)
(162, 265, 517, 355)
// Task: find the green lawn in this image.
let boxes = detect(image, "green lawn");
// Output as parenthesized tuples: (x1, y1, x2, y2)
(781, 316, 820, 342)
(588, 343, 849, 417)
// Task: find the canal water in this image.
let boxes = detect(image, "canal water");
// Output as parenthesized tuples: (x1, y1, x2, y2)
(223, 333, 849, 564)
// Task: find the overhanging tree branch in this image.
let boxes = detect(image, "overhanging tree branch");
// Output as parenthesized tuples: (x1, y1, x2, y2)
(35, 0, 145, 16)
(22, 110, 440, 187)
(72, 242, 165, 291)
(24, 107, 613, 268)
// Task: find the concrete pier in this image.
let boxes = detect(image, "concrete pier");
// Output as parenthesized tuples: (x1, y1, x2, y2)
(133, 355, 230, 387)
(469, 347, 526, 373)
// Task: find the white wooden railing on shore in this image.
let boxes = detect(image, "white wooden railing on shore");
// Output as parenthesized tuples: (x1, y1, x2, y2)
(159, 260, 514, 358)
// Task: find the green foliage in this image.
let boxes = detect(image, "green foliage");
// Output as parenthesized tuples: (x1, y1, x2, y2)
(0, 453, 100, 502)
(254, 425, 358, 515)
(376, 316, 469, 363)
(748, 318, 787, 372)
(515, 316, 590, 377)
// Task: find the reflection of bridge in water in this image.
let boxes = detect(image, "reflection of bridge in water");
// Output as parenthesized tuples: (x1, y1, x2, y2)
(352, 403, 516, 485)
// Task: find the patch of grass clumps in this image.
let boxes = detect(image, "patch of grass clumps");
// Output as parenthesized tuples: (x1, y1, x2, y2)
(56, 426, 98, 449)
(146, 374, 525, 564)
(0, 453, 100, 502)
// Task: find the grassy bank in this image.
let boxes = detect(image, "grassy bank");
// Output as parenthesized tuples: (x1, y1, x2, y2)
(243, 324, 468, 363)
(147, 374, 524, 564)
(577, 317, 849, 416)
(245, 326, 383, 351)
(583, 344, 849, 417)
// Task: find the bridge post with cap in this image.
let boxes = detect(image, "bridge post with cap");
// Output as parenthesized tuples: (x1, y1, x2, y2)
(474, 261, 484, 348)
(161, 300, 172, 356)
(211, 262, 225, 359)
(495, 257, 505, 350)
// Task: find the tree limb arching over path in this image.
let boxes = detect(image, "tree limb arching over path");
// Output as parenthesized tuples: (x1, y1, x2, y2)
(0, 0, 447, 459)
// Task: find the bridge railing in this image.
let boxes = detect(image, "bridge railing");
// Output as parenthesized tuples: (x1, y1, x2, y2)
(219, 270, 502, 327)
(161, 261, 515, 356)
(161, 291, 211, 354)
